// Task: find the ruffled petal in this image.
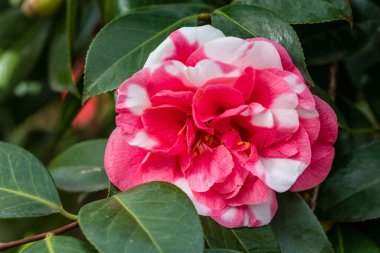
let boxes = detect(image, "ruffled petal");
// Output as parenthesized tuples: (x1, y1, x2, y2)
(104, 127, 148, 191)
(144, 25, 225, 68)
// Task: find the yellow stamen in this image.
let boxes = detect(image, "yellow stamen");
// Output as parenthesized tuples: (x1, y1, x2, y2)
(178, 124, 187, 135)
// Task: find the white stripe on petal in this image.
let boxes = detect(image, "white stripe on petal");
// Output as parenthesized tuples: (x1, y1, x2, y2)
(271, 109, 299, 128)
(254, 158, 307, 192)
(284, 73, 306, 94)
(124, 84, 151, 115)
(249, 191, 275, 226)
(128, 130, 158, 149)
(174, 178, 210, 215)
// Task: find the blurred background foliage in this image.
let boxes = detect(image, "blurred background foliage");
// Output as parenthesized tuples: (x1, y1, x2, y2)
(0, 0, 379, 252)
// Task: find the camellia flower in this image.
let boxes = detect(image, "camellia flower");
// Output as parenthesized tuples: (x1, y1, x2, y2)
(105, 25, 338, 228)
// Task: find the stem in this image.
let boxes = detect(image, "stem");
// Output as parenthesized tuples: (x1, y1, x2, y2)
(310, 186, 319, 212)
(59, 208, 78, 221)
(0, 221, 78, 251)
(328, 63, 338, 102)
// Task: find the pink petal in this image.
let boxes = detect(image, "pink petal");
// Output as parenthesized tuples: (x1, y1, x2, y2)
(312, 95, 338, 144)
(142, 106, 187, 155)
(144, 25, 224, 68)
(227, 175, 271, 206)
(104, 127, 148, 191)
(188, 37, 283, 71)
(192, 85, 245, 132)
(116, 68, 151, 115)
(211, 191, 277, 228)
(139, 152, 183, 183)
(150, 90, 194, 108)
(184, 145, 234, 192)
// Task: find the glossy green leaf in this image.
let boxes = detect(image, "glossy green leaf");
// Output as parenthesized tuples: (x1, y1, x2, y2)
(202, 217, 280, 253)
(233, 0, 352, 24)
(0, 142, 64, 218)
(328, 225, 380, 253)
(212, 4, 313, 85)
(100, 0, 225, 21)
(79, 182, 204, 253)
(49, 139, 109, 193)
(20, 235, 96, 253)
(318, 142, 380, 221)
(271, 192, 334, 253)
(83, 4, 212, 101)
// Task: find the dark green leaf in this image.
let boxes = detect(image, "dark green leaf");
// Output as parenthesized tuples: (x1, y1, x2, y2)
(318, 142, 380, 221)
(20, 235, 96, 253)
(271, 192, 334, 253)
(83, 4, 212, 101)
(78, 182, 204, 253)
(328, 225, 380, 253)
(233, 0, 352, 24)
(212, 4, 313, 85)
(0, 142, 63, 218)
(49, 139, 109, 193)
(201, 217, 280, 253)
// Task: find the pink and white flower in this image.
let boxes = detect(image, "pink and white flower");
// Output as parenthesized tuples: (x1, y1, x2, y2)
(104, 25, 338, 228)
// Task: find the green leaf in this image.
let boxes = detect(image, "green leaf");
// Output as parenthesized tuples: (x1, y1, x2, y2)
(201, 217, 280, 253)
(83, 4, 212, 101)
(20, 235, 96, 253)
(78, 182, 204, 253)
(48, 14, 78, 95)
(49, 139, 109, 193)
(0, 142, 64, 218)
(233, 0, 352, 24)
(212, 4, 313, 85)
(271, 192, 334, 253)
(317, 142, 380, 221)
(328, 225, 380, 253)
(99, 0, 225, 21)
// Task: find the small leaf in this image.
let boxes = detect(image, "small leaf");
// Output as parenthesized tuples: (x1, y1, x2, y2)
(212, 4, 313, 85)
(271, 192, 334, 253)
(0, 142, 63, 218)
(83, 4, 212, 101)
(318, 142, 380, 221)
(201, 217, 280, 253)
(78, 182, 204, 253)
(20, 235, 96, 253)
(49, 139, 109, 193)
(328, 225, 380, 253)
(233, 0, 352, 24)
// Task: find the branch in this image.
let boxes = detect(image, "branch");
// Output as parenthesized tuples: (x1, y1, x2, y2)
(0, 221, 78, 251)
(328, 63, 338, 102)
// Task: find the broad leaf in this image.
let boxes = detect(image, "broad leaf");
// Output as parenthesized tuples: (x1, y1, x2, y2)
(49, 139, 109, 192)
(79, 182, 204, 253)
(271, 192, 334, 253)
(201, 217, 280, 253)
(20, 235, 96, 253)
(233, 0, 352, 24)
(212, 4, 313, 85)
(0, 142, 63, 218)
(100, 0, 226, 21)
(83, 4, 212, 101)
(328, 225, 380, 253)
(318, 142, 380, 221)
